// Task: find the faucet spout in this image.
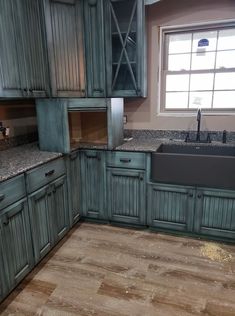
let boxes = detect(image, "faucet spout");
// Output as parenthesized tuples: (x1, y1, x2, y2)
(196, 108, 201, 141)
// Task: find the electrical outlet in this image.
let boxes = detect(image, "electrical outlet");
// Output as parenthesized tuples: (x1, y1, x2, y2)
(123, 115, 127, 124)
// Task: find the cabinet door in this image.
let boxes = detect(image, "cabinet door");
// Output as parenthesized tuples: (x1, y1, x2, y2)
(83, 0, 106, 97)
(44, 0, 85, 97)
(80, 150, 106, 219)
(18, 0, 50, 97)
(147, 183, 195, 232)
(0, 221, 8, 302)
(1, 199, 34, 287)
(67, 151, 80, 226)
(0, 0, 23, 97)
(194, 188, 235, 240)
(107, 168, 146, 225)
(52, 176, 69, 243)
(104, 0, 146, 97)
(28, 186, 53, 263)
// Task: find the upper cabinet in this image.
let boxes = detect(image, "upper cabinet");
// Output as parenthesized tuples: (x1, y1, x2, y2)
(104, 0, 146, 97)
(0, 0, 147, 99)
(83, 0, 106, 97)
(0, 0, 50, 98)
(44, 0, 86, 97)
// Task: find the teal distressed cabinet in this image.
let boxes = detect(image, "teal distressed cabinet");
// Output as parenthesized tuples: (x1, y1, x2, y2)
(0, 220, 9, 301)
(0, 0, 50, 98)
(106, 151, 146, 225)
(44, 0, 85, 97)
(1, 199, 34, 289)
(194, 188, 235, 240)
(27, 159, 69, 263)
(147, 183, 195, 232)
(83, 0, 106, 97)
(67, 150, 80, 226)
(104, 0, 146, 97)
(80, 150, 106, 219)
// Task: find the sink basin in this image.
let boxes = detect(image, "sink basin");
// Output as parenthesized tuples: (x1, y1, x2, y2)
(151, 143, 235, 189)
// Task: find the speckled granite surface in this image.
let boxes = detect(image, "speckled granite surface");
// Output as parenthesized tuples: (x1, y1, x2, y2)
(116, 137, 235, 152)
(0, 142, 62, 182)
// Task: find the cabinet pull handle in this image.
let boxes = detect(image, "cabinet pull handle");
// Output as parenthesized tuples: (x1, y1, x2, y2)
(0, 194, 5, 201)
(120, 158, 131, 163)
(85, 154, 100, 160)
(70, 152, 78, 160)
(3, 216, 9, 226)
(188, 193, 193, 198)
(139, 176, 144, 181)
(197, 194, 202, 199)
(45, 170, 55, 177)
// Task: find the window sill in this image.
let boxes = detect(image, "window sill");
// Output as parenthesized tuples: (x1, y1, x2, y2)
(157, 111, 235, 117)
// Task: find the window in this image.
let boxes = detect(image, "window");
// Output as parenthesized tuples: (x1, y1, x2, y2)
(160, 21, 235, 113)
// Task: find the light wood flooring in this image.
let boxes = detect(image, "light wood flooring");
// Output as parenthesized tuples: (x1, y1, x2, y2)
(1, 222, 235, 316)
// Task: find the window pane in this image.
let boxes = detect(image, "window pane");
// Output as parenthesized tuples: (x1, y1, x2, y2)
(217, 29, 235, 50)
(165, 92, 188, 109)
(213, 91, 235, 108)
(168, 54, 191, 71)
(214, 72, 235, 90)
(191, 52, 215, 70)
(190, 74, 214, 91)
(168, 33, 192, 54)
(192, 31, 217, 52)
(189, 92, 212, 108)
(166, 74, 189, 91)
(216, 50, 235, 69)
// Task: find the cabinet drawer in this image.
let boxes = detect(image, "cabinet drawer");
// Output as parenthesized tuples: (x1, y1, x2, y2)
(26, 158, 65, 193)
(0, 175, 26, 211)
(107, 152, 146, 170)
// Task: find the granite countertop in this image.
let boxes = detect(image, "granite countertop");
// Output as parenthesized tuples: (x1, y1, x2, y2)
(116, 137, 235, 152)
(0, 142, 62, 182)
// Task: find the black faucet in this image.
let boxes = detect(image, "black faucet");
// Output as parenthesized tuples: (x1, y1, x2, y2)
(196, 108, 201, 142)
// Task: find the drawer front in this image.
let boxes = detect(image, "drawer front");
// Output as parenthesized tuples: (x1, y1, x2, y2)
(0, 175, 26, 211)
(107, 152, 146, 170)
(26, 158, 65, 193)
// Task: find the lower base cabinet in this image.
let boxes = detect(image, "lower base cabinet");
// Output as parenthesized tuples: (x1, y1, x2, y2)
(194, 188, 235, 240)
(147, 183, 195, 232)
(29, 175, 69, 263)
(0, 199, 34, 291)
(80, 150, 106, 219)
(107, 168, 146, 225)
(148, 183, 235, 240)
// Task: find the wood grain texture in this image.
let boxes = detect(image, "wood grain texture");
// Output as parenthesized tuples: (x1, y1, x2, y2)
(1, 222, 235, 315)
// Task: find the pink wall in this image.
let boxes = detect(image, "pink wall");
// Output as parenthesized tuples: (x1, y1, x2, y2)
(124, 0, 235, 131)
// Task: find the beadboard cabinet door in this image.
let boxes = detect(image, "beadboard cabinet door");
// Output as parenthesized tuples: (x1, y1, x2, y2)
(0, 221, 8, 302)
(44, 0, 85, 97)
(67, 151, 80, 226)
(1, 199, 34, 287)
(18, 0, 50, 97)
(52, 176, 69, 242)
(104, 0, 146, 97)
(0, 0, 50, 98)
(80, 150, 106, 219)
(0, 0, 23, 97)
(107, 168, 146, 225)
(194, 188, 235, 240)
(83, 0, 106, 97)
(147, 183, 195, 232)
(28, 186, 53, 263)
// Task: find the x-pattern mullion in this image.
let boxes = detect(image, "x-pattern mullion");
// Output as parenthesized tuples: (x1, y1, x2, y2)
(110, 1, 137, 91)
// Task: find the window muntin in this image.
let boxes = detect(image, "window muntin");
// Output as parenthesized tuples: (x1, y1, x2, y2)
(161, 23, 235, 112)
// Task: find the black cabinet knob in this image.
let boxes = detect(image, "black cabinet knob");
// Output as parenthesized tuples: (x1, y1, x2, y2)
(188, 193, 193, 198)
(197, 194, 202, 199)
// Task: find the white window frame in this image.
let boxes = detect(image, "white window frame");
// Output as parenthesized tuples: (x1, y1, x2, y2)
(158, 19, 235, 116)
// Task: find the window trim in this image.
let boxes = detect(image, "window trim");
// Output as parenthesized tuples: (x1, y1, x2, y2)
(158, 19, 235, 115)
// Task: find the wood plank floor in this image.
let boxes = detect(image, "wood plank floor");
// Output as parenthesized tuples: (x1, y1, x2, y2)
(1, 222, 235, 316)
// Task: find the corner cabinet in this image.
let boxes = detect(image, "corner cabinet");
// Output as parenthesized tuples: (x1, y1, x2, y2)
(104, 0, 146, 97)
(80, 150, 106, 219)
(0, 0, 50, 98)
(44, 0, 85, 97)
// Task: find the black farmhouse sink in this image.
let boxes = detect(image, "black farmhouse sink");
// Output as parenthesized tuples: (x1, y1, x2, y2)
(151, 143, 235, 189)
